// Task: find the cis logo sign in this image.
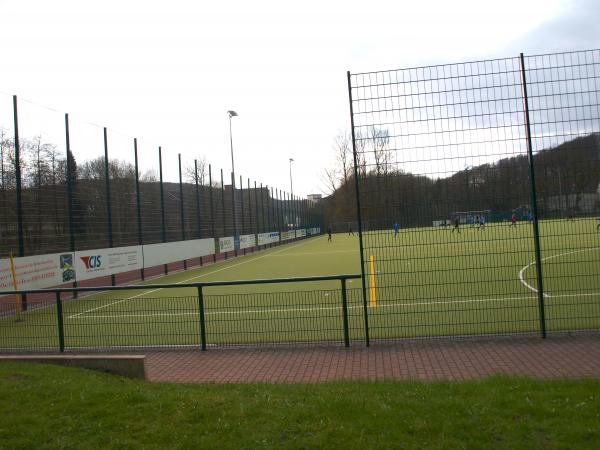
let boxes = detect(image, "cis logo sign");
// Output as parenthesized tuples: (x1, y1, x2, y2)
(80, 255, 102, 270)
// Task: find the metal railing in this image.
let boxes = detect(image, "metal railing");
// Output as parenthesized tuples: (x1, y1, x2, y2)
(0, 274, 362, 352)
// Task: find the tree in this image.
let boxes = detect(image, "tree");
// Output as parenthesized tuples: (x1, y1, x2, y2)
(334, 131, 352, 185)
(368, 126, 392, 176)
(184, 156, 207, 186)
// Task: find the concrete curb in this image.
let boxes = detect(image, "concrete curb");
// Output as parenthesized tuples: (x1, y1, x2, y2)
(0, 355, 146, 379)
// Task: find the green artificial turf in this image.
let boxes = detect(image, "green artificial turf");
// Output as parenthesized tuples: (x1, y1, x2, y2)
(1, 218, 599, 349)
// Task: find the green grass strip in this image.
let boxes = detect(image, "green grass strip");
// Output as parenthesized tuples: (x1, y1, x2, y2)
(1, 362, 599, 449)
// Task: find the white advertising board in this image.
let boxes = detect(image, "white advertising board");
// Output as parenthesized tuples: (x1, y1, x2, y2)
(74, 246, 143, 281)
(0, 252, 75, 291)
(143, 238, 215, 267)
(296, 229, 307, 238)
(239, 234, 256, 249)
(218, 236, 235, 253)
(257, 232, 279, 245)
(281, 231, 296, 241)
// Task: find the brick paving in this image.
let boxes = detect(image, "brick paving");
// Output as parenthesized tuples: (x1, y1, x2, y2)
(144, 334, 600, 384)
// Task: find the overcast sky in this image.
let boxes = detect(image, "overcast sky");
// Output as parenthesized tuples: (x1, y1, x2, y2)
(1, 0, 598, 195)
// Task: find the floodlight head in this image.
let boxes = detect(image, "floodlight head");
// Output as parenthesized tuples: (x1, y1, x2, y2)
(289, 158, 294, 163)
(227, 110, 238, 117)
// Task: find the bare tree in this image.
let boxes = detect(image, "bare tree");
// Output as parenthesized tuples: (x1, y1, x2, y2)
(368, 126, 392, 175)
(184, 156, 207, 185)
(321, 167, 339, 195)
(334, 131, 352, 185)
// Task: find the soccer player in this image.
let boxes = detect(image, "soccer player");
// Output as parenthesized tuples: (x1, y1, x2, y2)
(348, 224, 355, 236)
(393, 222, 400, 238)
(478, 215, 485, 230)
(596, 215, 600, 231)
(510, 212, 517, 227)
(472, 215, 479, 228)
(451, 216, 460, 233)
(327, 224, 332, 242)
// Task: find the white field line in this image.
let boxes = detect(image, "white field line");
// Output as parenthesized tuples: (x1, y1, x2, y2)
(518, 247, 600, 297)
(269, 250, 356, 257)
(68, 239, 316, 319)
(70, 293, 559, 320)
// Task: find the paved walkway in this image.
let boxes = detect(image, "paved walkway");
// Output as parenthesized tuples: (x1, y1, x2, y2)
(145, 334, 600, 384)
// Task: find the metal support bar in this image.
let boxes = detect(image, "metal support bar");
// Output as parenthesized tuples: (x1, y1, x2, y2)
(65, 113, 78, 296)
(158, 146, 168, 274)
(347, 70, 370, 347)
(178, 154, 187, 269)
(209, 165, 216, 263)
(194, 159, 203, 265)
(103, 128, 116, 286)
(55, 291, 65, 352)
(220, 169, 226, 259)
(12, 96, 27, 311)
(197, 286, 207, 351)
(240, 174, 245, 255)
(341, 278, 350, 347)
(134, 138, 144, 280)
(231, 171, 237, 256)
(519, 53, 547, 338)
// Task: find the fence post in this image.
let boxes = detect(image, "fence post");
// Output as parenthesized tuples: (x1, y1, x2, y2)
(347, 71, 370, 347)
(209, 164, 216, 263)
(194, 159, 203, 266)
(158, 146, 168, 274)
(519, 53, 547, 338)
(260, 183, 266, 237)
(220, 169, 227, 259)
(240, 175, 245, 255)
(55, 291, 65, 352)
(249, 178, 255, 251)
(178, 154, 187, 270)
(197, 286, 207, 351)
(103, 128, 116, 286)
(276, 189, 282, 243)
(341, 278, 350, 347)
(231, 172, 237, 256)
(65, 113, 78, 296)
(133, 138, 145, 280)
(12, 96, 27, 311)
(254, 181, 259, 248)
(267, 186, 272, 234)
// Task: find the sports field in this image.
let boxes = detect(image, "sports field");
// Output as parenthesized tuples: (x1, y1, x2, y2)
(1, 218, 599, 350)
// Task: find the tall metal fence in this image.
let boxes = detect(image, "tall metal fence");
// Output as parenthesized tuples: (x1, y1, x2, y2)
(347, 50, 600, 341)
(0, 93, 323, 266)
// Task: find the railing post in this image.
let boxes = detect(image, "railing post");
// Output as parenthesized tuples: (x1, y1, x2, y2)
(197, 286, 207, 351)
(55, 291, 65, 352)
(519, 53, 547, 338)
(341, 278, 350, 347)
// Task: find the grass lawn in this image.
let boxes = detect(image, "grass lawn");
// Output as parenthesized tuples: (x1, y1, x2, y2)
(1, 362, 599, 449)
(1, 218, 599, 350)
